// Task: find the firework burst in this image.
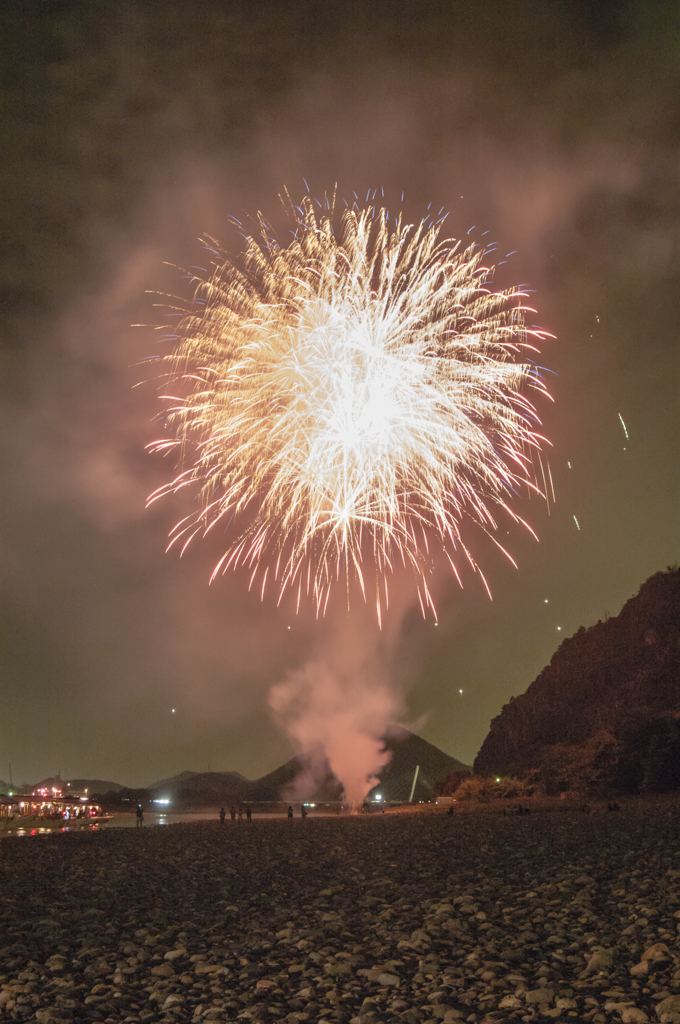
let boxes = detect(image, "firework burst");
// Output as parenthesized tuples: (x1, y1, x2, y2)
(147, 193, 551, 620)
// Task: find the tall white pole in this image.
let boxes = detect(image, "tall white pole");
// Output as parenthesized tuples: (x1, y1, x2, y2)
(408, 764, 420, 803)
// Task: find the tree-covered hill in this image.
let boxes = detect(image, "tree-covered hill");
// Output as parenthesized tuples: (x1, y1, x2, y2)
(474, 567, 680, 794)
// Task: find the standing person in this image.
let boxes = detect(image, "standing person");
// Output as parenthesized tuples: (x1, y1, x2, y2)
(230, 805, 236, 822)
(219, 807, 226, 825)
(301, 804, 308, 821)
(136, 804, 144, 828)
(246, 806, 252, 823)
(238, 806, 243, 822)
(287, 805, 293, 819)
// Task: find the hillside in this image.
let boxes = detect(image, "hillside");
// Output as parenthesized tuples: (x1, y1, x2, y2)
(150, 771, 252, 805)
(21, 731, 467, 807)
(367, 728, 469, 802)
(250, 728, 469, 804)
(90, 729, 468, 807)
(474, 567, 680, 794)
(148, 770, 199, 791)
(249, 755, 343, 803)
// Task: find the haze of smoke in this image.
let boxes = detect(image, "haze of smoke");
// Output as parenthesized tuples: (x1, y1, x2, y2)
(268, 656, 403, 807)
(279, 757, 333, 806)
(7, 1, 678, 786)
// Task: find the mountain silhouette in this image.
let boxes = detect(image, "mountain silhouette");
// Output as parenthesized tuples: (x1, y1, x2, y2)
(474, 567, 680, 794)
(95, 729, 469, 806)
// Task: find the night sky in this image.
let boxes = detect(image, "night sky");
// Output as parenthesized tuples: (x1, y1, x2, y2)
(2, 1, 678, 790)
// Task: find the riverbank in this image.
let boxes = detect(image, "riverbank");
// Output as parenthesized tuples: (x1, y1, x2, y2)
(1, 805, 679, 1022)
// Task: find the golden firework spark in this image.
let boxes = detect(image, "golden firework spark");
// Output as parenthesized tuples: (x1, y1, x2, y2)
(147, 193, 551, 620)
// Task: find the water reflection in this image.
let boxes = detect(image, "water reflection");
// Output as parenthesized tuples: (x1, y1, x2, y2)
(108, 812, 215, 828)
(5, 809, 328, 835)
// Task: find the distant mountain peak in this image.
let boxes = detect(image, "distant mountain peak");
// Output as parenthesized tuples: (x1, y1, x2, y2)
(139, 729, 468, 805)
(148, 770, 199, 790)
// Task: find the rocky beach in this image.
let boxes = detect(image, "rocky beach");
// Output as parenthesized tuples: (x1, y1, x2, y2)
(1, 805, 679, 1024)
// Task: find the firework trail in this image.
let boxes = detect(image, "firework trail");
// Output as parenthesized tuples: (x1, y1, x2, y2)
(147, 193, 551, 620)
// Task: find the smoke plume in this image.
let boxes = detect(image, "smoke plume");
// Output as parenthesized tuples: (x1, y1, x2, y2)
(268, 618, 405, 805)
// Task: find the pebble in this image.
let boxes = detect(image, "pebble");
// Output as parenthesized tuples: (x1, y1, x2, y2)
(0, 805, 678, 1022)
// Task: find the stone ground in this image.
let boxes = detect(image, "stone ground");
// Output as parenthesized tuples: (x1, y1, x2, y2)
(1, 805, 679, 1024)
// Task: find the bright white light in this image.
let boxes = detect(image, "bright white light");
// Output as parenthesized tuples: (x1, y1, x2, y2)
(153, 798, 171, 805)
(459, 689, 463, 694)
(375, 794, 382, 801)
(618, 412, 629, 439)
(149, 198, 551, 621)
(171, 708, 176, 713)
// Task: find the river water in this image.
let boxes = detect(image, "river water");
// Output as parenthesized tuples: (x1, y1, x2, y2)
(5, 809, 337, 834)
